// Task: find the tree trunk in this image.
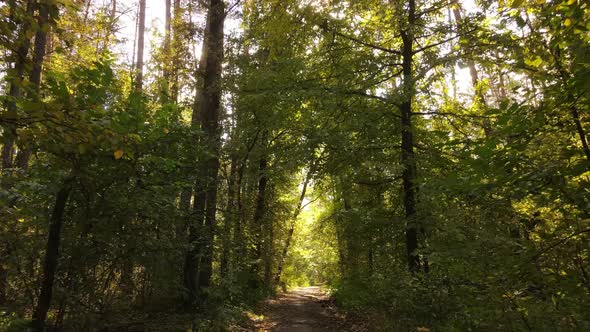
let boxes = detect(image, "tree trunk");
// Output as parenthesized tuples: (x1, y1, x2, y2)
(195, 0, 225, 291)
(183, 0, 225, 303)
(0, 0, 34, 305)
(14, 0, 51, 170)
(400, 0, 420, 273)
(250, 134, 269, 287)
(264, 204, 274, 286)
(220, 155, 237, 278)
(182, 6, 210, 305)
(162, 0, 171, 100)
(134, 0, 146, 91)
(170, 0, 181, 102)
(177, 189, 192, 239)
(31, 182, 72, 332)
(233, 162, 246, 271)
(1, 0, 34, 171)
(183, 195, 202, 304)
(570, 105, 590, 163)
(165, 0, 171, 52)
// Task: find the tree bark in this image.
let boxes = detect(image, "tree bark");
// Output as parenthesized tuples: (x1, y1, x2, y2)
(14, 0, 51, 169)
(162, 0, 171, 100)
(183, 0, 225, 303)
(165, 0, 171, 52)
(134, 0, 146, 91)
(182, 5, 210, 305)
(220, 155, 237, 278)
(400, 0, 420, 273)
(250, 133, 269, 287)
(31, 182, 72, 332)
(570, 105, 590, 163)
(196, 0, 225, 292)
(170, 0, 181, 102)
(232, 161, 246, 271)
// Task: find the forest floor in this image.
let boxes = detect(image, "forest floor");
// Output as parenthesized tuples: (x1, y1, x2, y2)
(239, 286, 364, 332)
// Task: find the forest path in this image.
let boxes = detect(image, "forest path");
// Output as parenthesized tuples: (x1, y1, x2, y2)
(252, 286, 355, 331)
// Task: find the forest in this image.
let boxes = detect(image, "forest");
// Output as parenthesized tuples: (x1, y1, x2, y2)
(0, 0, 589, 330)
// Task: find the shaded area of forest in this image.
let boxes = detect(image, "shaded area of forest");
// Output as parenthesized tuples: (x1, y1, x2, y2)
(1, 0, 589, 331)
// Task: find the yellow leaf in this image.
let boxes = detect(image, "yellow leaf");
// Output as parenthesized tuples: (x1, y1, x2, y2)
(163, 128, 169, 134)
(564, 18, 572, 26)
(18, 218, 25, 223)
(114, 149, 124, 160)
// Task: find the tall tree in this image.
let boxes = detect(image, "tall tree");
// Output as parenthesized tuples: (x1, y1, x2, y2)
(183, 0, 225, 303)
(400, 0, 421, 273)
(13, 0, 50, 169)
(31, 181, 72, 332)
(250, 132, 268, 287)
(134, 0, 146, 91)
(0, 0, 34, 305)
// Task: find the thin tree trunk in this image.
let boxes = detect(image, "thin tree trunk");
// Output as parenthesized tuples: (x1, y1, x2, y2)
(233, 162, 246, 271)
(134, 0, 145, 91)
(171, 0, 181, 102)
(400, 0, 420, 273)
(29, 1, 49, 97)
(274, 168, 312, 284)
(31, 182, 72, 332)
(250, 133, 269, 287)
(220, 155, 237, 278)
(178, 189, 192, 239)
(264, 201, 274, 286)
(14, 0, 51, 169)
(165, 0, 171, 52)
(111, 0, 116, 21)
(571, 106, 590, 162)
(162, 0, 171, 100)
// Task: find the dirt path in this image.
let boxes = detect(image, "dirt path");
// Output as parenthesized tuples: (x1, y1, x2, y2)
(251, 286, 355, 332)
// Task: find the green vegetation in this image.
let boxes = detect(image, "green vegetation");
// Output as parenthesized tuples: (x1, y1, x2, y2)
(1, 0, 589, 331)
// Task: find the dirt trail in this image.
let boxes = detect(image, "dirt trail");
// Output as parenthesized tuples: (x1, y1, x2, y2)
(252, 286, 355, 332)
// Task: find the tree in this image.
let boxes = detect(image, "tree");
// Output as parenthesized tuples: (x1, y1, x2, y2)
(183, 0, 225, 304)
(134, 0, 145, 91)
